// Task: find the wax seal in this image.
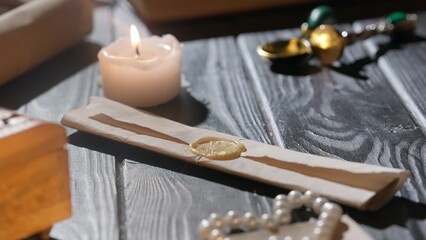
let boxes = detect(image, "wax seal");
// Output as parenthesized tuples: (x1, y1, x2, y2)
(189, 137, 246, 160)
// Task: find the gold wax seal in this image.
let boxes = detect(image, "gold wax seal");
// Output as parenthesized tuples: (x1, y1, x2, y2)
(189, 137, 246, 160)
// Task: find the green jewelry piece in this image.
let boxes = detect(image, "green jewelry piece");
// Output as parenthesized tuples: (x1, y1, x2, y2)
(387, 11, 408, 24)
(307, 5, 335, 30)
(257, 7, 417, 65)
(387, 11, 417, 33)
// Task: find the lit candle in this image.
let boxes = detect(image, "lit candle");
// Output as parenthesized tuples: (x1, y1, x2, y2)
(98, 25, 181, 107)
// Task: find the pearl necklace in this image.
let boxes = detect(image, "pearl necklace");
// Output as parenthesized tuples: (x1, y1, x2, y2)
(198, 190, 343, 240)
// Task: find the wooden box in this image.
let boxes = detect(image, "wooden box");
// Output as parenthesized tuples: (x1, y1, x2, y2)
(128, 0, 322, 22)
(0, 109, 70, 240)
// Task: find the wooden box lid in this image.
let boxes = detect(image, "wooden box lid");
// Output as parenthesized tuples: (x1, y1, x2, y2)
(129, 0, 322, 22)
(0, 108, 71, 240)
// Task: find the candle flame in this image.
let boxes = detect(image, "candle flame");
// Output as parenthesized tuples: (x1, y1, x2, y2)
(130, 24, 140, 56)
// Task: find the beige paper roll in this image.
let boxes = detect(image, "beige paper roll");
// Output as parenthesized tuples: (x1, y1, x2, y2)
(61, 97, 410, 211)
(0, 0, 93, 85)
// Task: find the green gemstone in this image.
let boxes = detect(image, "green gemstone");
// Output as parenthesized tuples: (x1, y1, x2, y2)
(387, 11, 408, 24)
(307, 5, 335, 29)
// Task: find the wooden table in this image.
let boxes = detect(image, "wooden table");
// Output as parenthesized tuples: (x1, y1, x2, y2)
(1, 1, 426, 239)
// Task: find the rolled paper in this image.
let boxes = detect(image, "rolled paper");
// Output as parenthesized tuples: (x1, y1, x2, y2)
(0, 0, 93, 85)
(61, 97, 410, 211)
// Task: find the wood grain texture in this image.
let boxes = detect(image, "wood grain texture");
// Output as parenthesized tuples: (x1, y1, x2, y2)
(354, 12, 426, 202)
(1, 0, 426, 239)
(119, 35, 279, 239)
(363, 13, 426, 136)
(237, 25, 426, 239)
(0, 115, 70, 239)
(122, 160, 270, 240)
(0, 5, 121, 240)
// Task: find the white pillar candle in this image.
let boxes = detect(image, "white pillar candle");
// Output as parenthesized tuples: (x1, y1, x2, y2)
(98, 25, 181, 107)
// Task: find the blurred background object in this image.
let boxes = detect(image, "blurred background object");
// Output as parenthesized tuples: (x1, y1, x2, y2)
(0, 0, 92, 86)
(124, 0, 426, 40)
(129, 0, 322, 22)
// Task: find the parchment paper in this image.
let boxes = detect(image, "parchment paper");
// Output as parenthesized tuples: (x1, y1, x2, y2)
(61, 97, 410, 211)
(0, 0, 92, 85)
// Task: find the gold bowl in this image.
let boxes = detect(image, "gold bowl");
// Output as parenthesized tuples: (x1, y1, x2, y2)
(257, 38, 313, 64)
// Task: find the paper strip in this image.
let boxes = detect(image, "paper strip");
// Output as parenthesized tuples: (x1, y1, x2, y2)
(61, 97, 409, 210)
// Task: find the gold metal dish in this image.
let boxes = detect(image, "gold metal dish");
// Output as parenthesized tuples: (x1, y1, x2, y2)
(256, 38, 312, 63)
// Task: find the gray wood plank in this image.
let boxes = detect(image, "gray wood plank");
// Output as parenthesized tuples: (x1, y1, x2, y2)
(112, 0, 151, 38)
(121, 36, 280, 239)
(122, 36, 284, 239)
(0, 6, 121, 239)
(358, 13, 426, 136)
(352, 13, 426, 239)
(237, 26, 426, 239)
(51, 6, 119, 240)
(110, 7, 281, 237)
(107, 1, 281, 239)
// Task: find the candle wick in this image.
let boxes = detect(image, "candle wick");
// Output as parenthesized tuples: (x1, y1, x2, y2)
(135, 45, 140, 58)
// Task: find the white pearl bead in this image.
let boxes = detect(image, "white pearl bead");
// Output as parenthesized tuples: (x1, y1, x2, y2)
(316, 234, 332, 240)
(260, 213, 278, 230)
(319, 211, 340, 224)
(208, 213, 223, 228)
(198, 219, 213, 238)
(284, 236, 294, 240)
(207, 229, 225, 240)
(288, 190, 303, 209)
(316, 219, 325, 228)
(312, 197, 328, 214)
(274, 194, 288, 202)
(314, 226, 333, 239)
(268, 235, 278, 240)
(241, 212, 257, 230)
(321, 202, 343, 219)
(273, 208, 291, 224)
(223, 211, 240, 229)
(316, 219, 335, 229)
(303, 190, 319, 208)
(272, 199, 291, 211)
(301, 236, 311, 240)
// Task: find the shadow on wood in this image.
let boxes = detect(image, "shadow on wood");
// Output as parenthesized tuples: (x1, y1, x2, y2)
(270, 60, 321, 76)
(67, 131, 288, 197)
(68, 131, 426, 229)
(142, 87, 208, 126)
(332, 33, 426, 81)
(0, 41, 101, 109)
(347, 197, 426, 228)
(332, 57, 372, 81)
(374, 34, 426, 59)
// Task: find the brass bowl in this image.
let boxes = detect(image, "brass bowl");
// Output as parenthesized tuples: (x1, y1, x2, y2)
(257, 38, 313, 64)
